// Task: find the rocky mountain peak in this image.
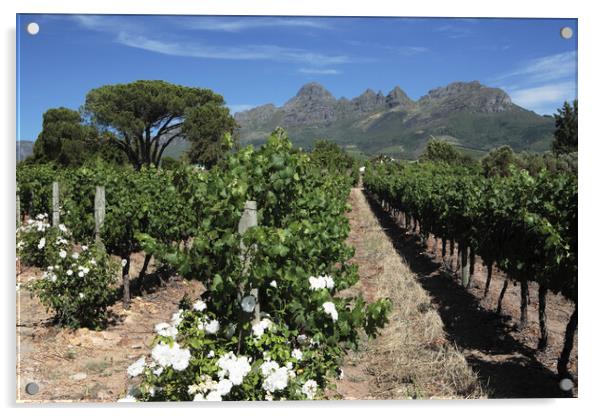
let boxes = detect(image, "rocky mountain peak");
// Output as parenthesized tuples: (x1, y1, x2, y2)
(420, 81, 513, 113)
(286, 82, 335, 107)
(386, 86, 414, 109)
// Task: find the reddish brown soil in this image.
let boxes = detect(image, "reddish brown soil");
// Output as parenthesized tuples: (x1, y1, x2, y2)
(16, 252, 203, 403)
(368, 193, 577, 398)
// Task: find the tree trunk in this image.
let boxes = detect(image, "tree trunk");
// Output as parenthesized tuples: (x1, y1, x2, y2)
(138, 253, 152, 294)
(433, 237, 438, 258)
(537, 283, 549, 350)
(518, 281, 529, 330)
(484, 261, 494, 297)
(557, 305, 578, 378)
(456, 243, 462, 273)
(442, 239, 447, 262)
(139, 253, 152, 279)
(497, 278, 509, 314)
(467, 247, 476, 287)
(122, 255, 131, 310)
(449, 239, 455, 269)
(461, 246, 470, 287)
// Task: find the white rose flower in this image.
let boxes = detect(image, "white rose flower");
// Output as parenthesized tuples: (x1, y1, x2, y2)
(204, 319, 220, 334)
(308, 276, 326, 291)
(151, 342, 190, 371)
(205, 391, 223, 401)
(72, 252, 79, 260)
(252, 318, 272, 338)
(291, 349, 303, 361)
(155, 322, 178, 338)
(192, 300, 207, 312)
(117, 395, 137, 402)
(59, 250, 67, 258)
(269, 280, 278, 288)
(216, 352, 251, 385)
(121, 258, 127, 267)
(323, 275, 335, 289)
(322, 301, 338, 322)
(127, 357, 146, 378)
(171, 310, 183, 326)
(215, 378, 233, 396)
(207, 350, 215, 358)
(58, 224, 68, 233)
(302, 379, 318, 400)
(81, 244, 88, 251)
(78, 271, 84, 278)
(241, 295, 256, 313)
(37, 237, 46, 250)
(262, 366, 290, 393)
(79, 293, 84, 299)
(66, 270, 73, 276)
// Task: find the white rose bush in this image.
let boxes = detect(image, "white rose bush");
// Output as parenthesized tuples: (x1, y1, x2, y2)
(16, 214, 70, 268)
(126, 131, 392, 401)
(29, 241, 118, 328)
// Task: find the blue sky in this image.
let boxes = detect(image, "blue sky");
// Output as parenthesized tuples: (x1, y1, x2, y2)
(17, 14, 577, 141)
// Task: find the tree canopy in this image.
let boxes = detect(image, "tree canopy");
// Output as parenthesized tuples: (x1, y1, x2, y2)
(84, 80, 236, 169)
(31, 107, 126, 167)
(552, 100, 578, 155)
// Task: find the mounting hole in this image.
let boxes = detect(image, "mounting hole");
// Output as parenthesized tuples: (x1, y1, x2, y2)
(559, 378, 574, 391)
(26, 22, 40, 35)
(25, 382, 39, 395)
(560, 26, 573, 40)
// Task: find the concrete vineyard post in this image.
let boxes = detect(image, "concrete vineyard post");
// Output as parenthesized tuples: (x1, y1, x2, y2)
(238, 200, 260, 323)
(52, 181, 60, 227)
(94, 186, 106, 247)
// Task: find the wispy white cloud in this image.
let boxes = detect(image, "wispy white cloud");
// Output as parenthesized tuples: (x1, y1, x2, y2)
(434, 24, 473, 39)
(496, 51, 577, 84)
(71, 15, 350, 67)
(508, 82, 576, 114)
(346, 40, 428, 56)
(180, 17, 332, 32)
(298, 68, 341, 75)
(117, 33, 351, 66)
(492, 51, 577, 114)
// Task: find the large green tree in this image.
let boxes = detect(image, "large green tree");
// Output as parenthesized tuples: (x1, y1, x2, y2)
(32, 107, 124, 167)
(552, 100, 578, 155)
(183, 101, 238, 168)
(84, 80, 235, 169)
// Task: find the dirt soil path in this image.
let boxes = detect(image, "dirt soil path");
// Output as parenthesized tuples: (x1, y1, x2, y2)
(16, 254, 203, 403)
(331, 188, 483, 400)
(360, 189, 577, 398)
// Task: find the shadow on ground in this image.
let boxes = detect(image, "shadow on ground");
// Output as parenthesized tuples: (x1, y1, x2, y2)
(364, 191, 572, 398)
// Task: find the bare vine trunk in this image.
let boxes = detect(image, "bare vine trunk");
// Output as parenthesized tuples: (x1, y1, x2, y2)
(122, 255, 131, 310)
(461, 246, 470, 287)
(518, 280, 529, 330)
(497, 278, 509, 314)
(557, 305, 578, 378)
(484, 261, 494, 297)
(537, 283, 549, 350)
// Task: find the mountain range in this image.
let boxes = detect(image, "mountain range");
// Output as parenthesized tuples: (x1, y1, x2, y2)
(17, 81, 556, 162)
(234, 81, 556, 159)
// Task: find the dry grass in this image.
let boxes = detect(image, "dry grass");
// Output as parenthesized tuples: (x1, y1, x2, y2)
(349, 189, 485, 399)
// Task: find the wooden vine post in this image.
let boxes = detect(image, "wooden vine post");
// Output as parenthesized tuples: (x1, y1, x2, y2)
(16, 185, 21, 228)
(238, 200, 260, 323)
(461, 245, 470, 287)
(52, 181, 60, 227)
